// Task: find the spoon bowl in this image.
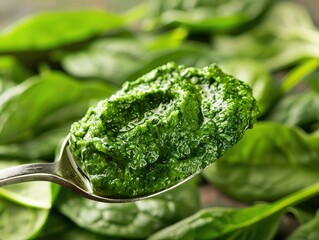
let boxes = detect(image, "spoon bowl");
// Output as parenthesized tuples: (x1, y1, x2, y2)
(0, 135, 191, 203)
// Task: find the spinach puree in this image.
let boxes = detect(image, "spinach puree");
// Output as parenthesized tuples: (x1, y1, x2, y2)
(69, 63, 259, 198)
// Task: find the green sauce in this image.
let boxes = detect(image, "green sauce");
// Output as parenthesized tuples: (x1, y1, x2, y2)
(69, 63, 259, 198)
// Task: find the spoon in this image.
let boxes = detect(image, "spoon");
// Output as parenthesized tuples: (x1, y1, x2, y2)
(0, 135, 193, 203)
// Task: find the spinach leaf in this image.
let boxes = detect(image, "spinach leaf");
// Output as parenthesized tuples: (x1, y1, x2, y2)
(288, 210, 319, 240)
(220, 58, 277, 114)
(144, 0, 272, 32)
(0, 197, 49, 240)
(203, 122, 319, 202)
(213, 2, 319, 70)
(308, 72, 319, 93)
(0, 57, 32, 93)
(35, 211, 120, 240)
(40, 227, 118, 240)
(34, 211, 75, 240)
(0, 182, 54, 209)
(266, 90, 319, 129)
(124, 42, 216, 83)
(289, 207, 315, 225)
(62, 30, 214, 86)
(148, 182, 319, 240)
(0, 11, 126, 53)
(0, 126, 69, 160)
(62, 36, 146, 85)
(267, 70, 319, 130)
(57, 181, 199, 238)
(149, 205, 283, 240)
(0, 71, 116, 144)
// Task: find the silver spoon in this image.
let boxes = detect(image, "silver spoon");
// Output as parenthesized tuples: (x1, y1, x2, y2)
(0, 135, 194, 203)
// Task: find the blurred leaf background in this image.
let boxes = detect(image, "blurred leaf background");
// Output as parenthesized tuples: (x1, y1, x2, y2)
(1, 0, 319, 239)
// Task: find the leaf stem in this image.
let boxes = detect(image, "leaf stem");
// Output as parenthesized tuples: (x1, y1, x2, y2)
(274, 182, 319, 210)
(281, 58, 319, 94)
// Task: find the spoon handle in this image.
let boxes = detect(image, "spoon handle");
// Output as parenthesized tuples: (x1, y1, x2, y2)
(0, 161, 93, 196)
(0, 162, 59, 187)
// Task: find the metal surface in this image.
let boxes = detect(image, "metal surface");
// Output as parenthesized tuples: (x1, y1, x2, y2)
(0, 135, 194, 203)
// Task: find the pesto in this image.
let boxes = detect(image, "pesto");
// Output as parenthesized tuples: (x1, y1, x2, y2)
(69, 63, 259, 198)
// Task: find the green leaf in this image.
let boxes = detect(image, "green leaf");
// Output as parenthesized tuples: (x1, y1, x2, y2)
(266, 89, 319, 130)
(267, 72, 319, 130)
(149, 205, 283, 240)
(34, 211, 75, 239)
(280, 59, 319, 94)
(307, 72, 319, 93)
(40, 227, 117, 240)
(287, 211, 319, 240)
(220, 59, 277, 114)
(0, 57, 32, 93)
(57, 181, 200, 238)
(0, 71, 116, 144)
(213, 2, 319, 70)
(144, 0, 272, 32)
(0, 197, 49, 240)
(146, 28, 188, 50)
(62, 37, 146, 85)
(288, 207, 315, 225)
(62, 32, 211, 86)
(124, 42, 216, 82)
(0, 126, 68, 160)
(149, 182, 319, 240)
(288, 210, 319, 240)
(0, 182, 53, 209)
(203, 122, 319, 202)
(35, 211, 120, 240)
(0, 11, 125, 53)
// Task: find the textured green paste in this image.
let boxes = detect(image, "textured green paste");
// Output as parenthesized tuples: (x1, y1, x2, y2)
(69, 63, 259, 198)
